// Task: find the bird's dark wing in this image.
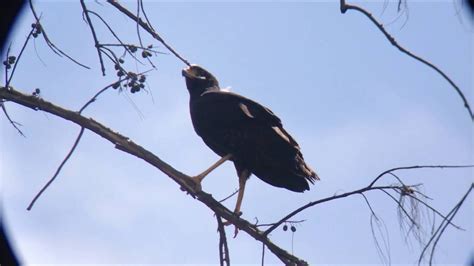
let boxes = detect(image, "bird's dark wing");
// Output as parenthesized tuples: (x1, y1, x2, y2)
(190, 90, 318, 192)
(196, 90, 281, 124)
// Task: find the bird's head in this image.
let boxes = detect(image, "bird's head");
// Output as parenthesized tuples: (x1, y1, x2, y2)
(182, 65, 219, 97)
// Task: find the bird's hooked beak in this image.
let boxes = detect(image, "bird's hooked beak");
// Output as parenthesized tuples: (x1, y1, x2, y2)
(182, 66, 205, 80)
(182, 66, 192, 78)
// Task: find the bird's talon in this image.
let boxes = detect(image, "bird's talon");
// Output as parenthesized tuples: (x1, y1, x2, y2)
(220, 220, 240, 237)
(233, 226, 240, 238)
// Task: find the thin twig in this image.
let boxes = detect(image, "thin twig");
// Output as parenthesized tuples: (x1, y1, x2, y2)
(219, 189, 239, 203)
(361, 193, 377, 218)
(6, 28, 34, 88)
(369, 165, 474, 188)
(428, 184, 472, 265)
(370, 213, 391, 265)
(86, 10, 143, 63)
(79, 83, 114, 114)
(340, 0, 473, 121)
(107, 0, 191, 66)
(80, 0, 106, 75)
(264, 185, 401, 236)
(267, 165, 474, 236)
(1, 101, 25, 137)
(256, 219, 306, 228)
(28, 0, 89, 69)
(100, 43, 164, 54)
(405, 193, 463, 231)
(27, 127, 85, 210)
(417, 184, 473, 265)
(4, 45, 11, 85)
(381, 188, 419, 230)
(137, 0, 157, 68)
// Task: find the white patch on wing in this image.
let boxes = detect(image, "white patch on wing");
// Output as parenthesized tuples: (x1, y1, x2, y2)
(239, 103, 254, 118)
(272, 126, 291, 143)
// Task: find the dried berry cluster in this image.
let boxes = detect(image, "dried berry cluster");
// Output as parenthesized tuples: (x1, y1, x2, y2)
(282, 224, 297, 232)
(113, 59, 146, 93)
(126, 72, 146, 93)
(128, 44, 153, 58)
(31, 22, 42, 38)
(32, 88, 41, 97)
(2, 56, 16, 69)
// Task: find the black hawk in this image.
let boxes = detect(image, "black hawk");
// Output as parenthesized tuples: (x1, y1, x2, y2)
(182, 65, 319, 216)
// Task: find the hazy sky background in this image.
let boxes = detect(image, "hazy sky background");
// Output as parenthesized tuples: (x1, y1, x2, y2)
(1, 1, 472, 265)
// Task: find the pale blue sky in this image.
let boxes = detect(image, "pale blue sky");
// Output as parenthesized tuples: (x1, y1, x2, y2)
(1, 1, 472, 265)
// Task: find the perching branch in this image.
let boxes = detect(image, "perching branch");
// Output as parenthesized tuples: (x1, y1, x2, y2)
(0, 85, 307, 265)
(340, 0, 474, 121)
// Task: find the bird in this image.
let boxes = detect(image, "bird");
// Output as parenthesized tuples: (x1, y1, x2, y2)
(182, 65, 319, 217)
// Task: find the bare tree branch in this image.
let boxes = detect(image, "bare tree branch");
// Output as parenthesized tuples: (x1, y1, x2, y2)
(219, 189, 239, 203)
(26, 127, 85, 210)
(264, 185, 398, 236)
(80, 0, 106, 75)
(419, 183, 473, 265)
(5, 27, 34, 88)
(265, 165, 473, 236)
(369, 165, 473, 188)
(28, 0, 90, 69)
(340, 0, 474, 121)
(216, 215, 230, 266)
(106, 0, 191, 67)
(256, 219, 306, 228)
(1, 101, 25, 137)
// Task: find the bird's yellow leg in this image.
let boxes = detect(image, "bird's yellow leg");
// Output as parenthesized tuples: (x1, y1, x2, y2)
(233, 175, 247, 216)
(192, 154, 233, 187)
(224, 172, 248, 237)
